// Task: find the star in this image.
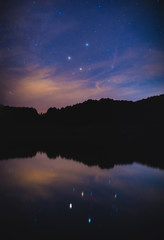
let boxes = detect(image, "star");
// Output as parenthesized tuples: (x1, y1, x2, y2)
(85, 43, 89, 47)
(79, 67, 83, 71)
(67, 56, 71, 60)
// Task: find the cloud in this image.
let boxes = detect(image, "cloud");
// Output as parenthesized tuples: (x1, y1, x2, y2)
(3, 64, 109, 112)
(83, 47, 164, 90)
(1, 47, 164, 112)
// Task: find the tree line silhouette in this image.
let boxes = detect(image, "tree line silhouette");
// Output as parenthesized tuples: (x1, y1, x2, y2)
(1, 94, 164, 126)
(0, 94, 164, 166)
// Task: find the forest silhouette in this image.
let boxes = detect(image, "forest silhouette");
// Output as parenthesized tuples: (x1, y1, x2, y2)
(0, 94, 164, 169)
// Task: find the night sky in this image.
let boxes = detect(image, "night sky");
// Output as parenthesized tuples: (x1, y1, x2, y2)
(0, 0, 164, 112)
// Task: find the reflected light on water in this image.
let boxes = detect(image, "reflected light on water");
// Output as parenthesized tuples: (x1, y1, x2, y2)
(69, 203, 72, 209)
(0, 152, 164, 238)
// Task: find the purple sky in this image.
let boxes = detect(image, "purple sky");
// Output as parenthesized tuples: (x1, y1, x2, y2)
(0, 0, 164, 112)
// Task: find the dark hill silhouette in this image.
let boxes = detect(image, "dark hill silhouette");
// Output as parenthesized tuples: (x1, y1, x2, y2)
(43, 94, 164, 125)
(0, 94, 164, 142)
(1, 94, 164, 126)
(0, 94, 164, 168)
(0, 105, 38, 124)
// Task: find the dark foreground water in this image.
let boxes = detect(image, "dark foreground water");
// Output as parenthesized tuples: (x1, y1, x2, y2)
(0, 152, 164, 239)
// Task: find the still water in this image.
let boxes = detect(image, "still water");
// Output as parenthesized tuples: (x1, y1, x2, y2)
(0, 152, 164, 238)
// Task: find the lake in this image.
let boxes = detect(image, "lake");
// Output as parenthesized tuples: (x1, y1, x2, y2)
(0, 152, 164, 239)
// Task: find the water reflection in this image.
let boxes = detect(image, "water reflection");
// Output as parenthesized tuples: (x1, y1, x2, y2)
(0, 152, 164, 238)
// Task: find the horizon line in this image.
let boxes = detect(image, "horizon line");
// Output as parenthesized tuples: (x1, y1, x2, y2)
(1, 93, 164, 114)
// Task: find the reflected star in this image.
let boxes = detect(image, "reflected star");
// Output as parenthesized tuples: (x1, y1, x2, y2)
(69, 203, 72, 209)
